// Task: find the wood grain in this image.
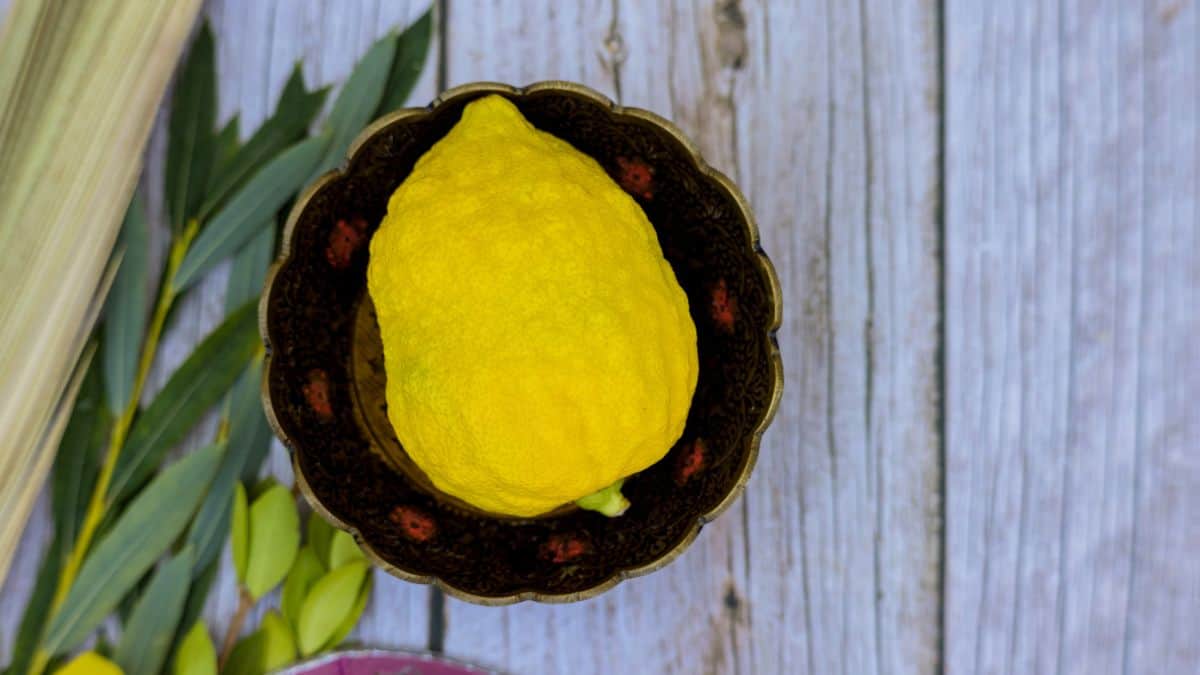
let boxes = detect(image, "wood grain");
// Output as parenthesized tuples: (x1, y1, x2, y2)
(944, 1, 1200, 673)
(737, 1, 943, 673)
(440, 1, 942, 674)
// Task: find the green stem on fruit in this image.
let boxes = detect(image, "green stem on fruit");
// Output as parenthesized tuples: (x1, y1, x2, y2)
(575, 479, 630, 517)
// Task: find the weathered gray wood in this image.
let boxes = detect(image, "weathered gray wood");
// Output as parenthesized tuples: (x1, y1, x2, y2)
(440, 2, 943, 674)
(737, 1, 943, 673)
(944, 1, 1200, 673)
(0, 0, 439, 660)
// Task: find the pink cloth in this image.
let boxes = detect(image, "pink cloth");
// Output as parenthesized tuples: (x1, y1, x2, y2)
(278, 650, 500, 675)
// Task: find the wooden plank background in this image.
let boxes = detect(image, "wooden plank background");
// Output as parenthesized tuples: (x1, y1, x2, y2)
(1, 1, 1196, 673)
(944, 1, 1200, 673)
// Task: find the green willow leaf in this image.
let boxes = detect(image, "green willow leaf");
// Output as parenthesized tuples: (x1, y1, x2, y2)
(172, 621, 216, 675)
(231, 482, 249, 582)
(244, 484, 301, 599)
(186, 356, 265, 572)
(296, 561, 368, 656)
(280, 546, 324, 631)
(108, 302, 260, 502)
(172, 560, 217, 658)
(7, 539, 62, 675)
(323, 572, 371, 651)
(375, 9, 434, 117)
(209, 115, 242, 187)
(114, 547, 194, 675)
(199, 65, 329, 221)
(306, 513, 336, 569)
(183, 449, 239, 574)
(174, 133, 330, 291)
(116, 570, 151, 624)
(233, 357, 274, 485)
(327, 530, 365, 569)
(221, 224, 277, 487)
(41, 444, 222, 657)
(103, 194, 149, 413)
(259, 611, 297, 671)
(51, 353, 109, 548)
(166, 22, 217, 229)
(312, 32, 398, 178)
(224, 225, 275, 313)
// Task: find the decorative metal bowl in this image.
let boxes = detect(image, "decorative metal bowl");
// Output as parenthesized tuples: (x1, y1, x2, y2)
(260, 81, 782, 604)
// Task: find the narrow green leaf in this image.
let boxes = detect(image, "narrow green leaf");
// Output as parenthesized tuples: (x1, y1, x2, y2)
(323, 572, 371, 651)
(42, 444, 223, 656)
(222, 633, 265, 675)
(296, 561, 368, 656)
(109, 302, 260, 502)
(225, 225, 275, 313)
(280, 547, 324, 631)
(209, 115, 242, 186)
(51, 354, 109, 549)
(199, 65, 329, 221)
(7, 539, 63, 675)
(244, 484, 301, 599)
(186, 357, 266, 572)
(172, 621, 216, 675)
(312, 33, 398, 178)
(184, 450, 239, 574)
(221, 225, 276, 486)
(306, 513, 336, 568)
(116, 570, 151, 624)
(327, 530, 365, 569)
(173, 560, 218, 656)
(233, 362, 274, 485)
(175, 133, 330, 291)
(103, 194, 149, 413)
(375, 9, 434, 117)
(114, 547, 194, 675)
(260, 611, 297, 671)
(166, 22, 217, 229)
(232, 482, 249, 582)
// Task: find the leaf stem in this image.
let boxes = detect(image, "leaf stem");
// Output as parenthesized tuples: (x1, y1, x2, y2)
(219, 587, 254, 669)
(28, 222, 199, 675)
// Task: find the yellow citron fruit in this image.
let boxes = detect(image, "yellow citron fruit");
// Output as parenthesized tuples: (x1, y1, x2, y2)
(367, 95, 698, 517)
(53, 652, 124, 675)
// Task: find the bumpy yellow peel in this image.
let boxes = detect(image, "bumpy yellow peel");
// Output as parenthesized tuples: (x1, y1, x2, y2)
(368, 95, 698, 517)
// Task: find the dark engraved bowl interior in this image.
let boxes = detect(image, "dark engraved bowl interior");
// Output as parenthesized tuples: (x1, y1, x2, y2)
(260, 81, 782, 604)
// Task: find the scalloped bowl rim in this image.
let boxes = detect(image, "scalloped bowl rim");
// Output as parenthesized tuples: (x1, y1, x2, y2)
(259, 81, 784, 605)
